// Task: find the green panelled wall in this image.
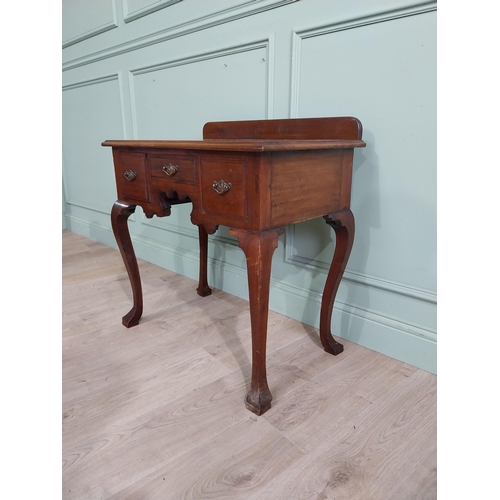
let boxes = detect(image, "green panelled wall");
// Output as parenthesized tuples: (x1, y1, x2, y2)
(62, 0, 437, 373)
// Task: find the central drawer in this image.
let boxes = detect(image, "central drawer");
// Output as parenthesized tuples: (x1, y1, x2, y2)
(150, 154, 197, 185)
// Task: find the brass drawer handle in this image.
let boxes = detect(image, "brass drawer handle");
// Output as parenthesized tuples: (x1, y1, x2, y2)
(162, 163, 178, 176)
(212, 179, 232, 195)
(124, 170, 137, 181)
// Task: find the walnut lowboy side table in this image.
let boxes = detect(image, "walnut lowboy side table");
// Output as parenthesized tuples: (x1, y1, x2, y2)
(103, 117, 365, 415)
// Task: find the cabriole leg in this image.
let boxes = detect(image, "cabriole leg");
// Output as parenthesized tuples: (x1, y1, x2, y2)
(111, 200, 143, 328)
(229, 227, 284, 415)
(196, 225, 212, 297)
(320, 209, 355, 355)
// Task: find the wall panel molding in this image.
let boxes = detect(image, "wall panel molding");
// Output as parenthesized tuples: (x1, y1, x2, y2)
(63, 0, 295, 71)
(63, 73, 127, 215)
(271, 276, 436, 342)
(128, 38, 273, 136)
(142, 214, 239, 248)
(141, 212, 198, 239)
(62, 0, 118, 48)
(62, 73, 120, 92)
(284, 226, 437, 305)
(290, 1, 437, 116)
(63, 21, 118, 49)
(62, 71, 128, 139)
(123, 0, 182, 23)
(64, 200, 110, 217)
(129, 38, 270, 75)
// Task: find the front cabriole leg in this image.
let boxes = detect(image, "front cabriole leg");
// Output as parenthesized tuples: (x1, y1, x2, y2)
(111, 200, 143, 328)
(196, 225, 212, 297)
(319, 209, 355, 355)
(229, 227, 284, 415)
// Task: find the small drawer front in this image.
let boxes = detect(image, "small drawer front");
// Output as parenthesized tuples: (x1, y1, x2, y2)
(201, 157, 247, 219)
(150, 154, 197, 184)
(114, 151, 150, 202)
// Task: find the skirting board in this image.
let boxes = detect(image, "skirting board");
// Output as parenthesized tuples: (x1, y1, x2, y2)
(64, 214, 437, 374)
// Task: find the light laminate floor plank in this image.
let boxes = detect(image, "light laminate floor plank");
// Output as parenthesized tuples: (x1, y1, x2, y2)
(62, 230, 437, 499)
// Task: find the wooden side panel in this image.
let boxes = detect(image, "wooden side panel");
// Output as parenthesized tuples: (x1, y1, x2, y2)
(270, 150, 344, 227)
(203, 117, 363, 141)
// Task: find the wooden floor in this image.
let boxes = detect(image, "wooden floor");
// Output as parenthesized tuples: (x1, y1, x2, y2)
(62, 230, 437, 500)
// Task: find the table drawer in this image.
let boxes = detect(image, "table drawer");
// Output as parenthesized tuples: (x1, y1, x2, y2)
(200, 157, 247, 219)
(114, 151, 150, 202)
(150, 154, 197, 184)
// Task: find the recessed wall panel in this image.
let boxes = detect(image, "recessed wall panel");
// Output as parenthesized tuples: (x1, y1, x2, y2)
(62, 0, 117, 46)
(62, 76, 125, 214)
(295, 11, 436, 292)
(131, 45, 269, 139)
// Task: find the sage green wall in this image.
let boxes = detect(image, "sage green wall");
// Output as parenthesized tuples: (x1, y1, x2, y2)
(62, 0, 437, 373)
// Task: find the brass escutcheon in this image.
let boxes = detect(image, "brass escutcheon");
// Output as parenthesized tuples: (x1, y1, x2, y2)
(162, 163, 179, 176)
(212, 179, 232, 195)
(124, 170, 137, 181)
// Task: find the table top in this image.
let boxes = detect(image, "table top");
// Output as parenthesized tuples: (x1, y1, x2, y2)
(101, 138, 366, 152)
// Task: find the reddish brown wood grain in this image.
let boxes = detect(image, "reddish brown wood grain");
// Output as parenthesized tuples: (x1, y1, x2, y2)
(269, 150, 344, 227)
(102, 138, 365, 151)
(203, 116, 363, 141)
(110, 200, 143, 328)
(196, 225, 212, 297)
(320, 210, 355, 355)
(229, 227, 284, 415)
(104, 117, 365, 415)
